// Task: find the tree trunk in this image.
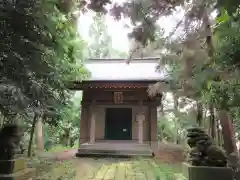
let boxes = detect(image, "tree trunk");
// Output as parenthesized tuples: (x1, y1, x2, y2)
(27, 113, 38, 157)
(196, 101, 203, 126)
(35, 117, 44, 152)
(0, 116, 5, 128)
(67, 130, 71, 147)
(202, 104, 207, 129)
(203, 8, 237, 154)
(209, 104, 215, 139)
(173, 93, 179, 144)
(215, 109, 222, 146)
(216, 121, 222, 146)
(218, 110, 237, 155)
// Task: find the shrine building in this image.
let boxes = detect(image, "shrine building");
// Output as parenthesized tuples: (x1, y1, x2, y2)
(70, 58, 165, 157)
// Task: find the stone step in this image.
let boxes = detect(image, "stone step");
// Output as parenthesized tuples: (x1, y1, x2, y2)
(76, 148, 153, 158)
(80, 144, 151, 150)
(78, 148, 152, 153)
(79, 147, 152, 152)
(76, 152, 152, 158)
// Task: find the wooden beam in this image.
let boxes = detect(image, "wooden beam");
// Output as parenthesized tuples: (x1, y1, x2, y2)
(81, 100, 159, 106)
(68, 80, 168, 90)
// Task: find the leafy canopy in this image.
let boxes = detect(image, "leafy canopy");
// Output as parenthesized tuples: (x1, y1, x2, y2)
(0, 0, 88, 119)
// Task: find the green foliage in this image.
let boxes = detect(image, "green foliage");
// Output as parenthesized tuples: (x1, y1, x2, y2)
(87, 13, 112, 58)
(147, 160, 181, 180)
(34, 160, 76, 180)
(216, 0, 240, 16)
(44, 94, 81, 150)
(199, 12, 240, 110)
(0, 0, 89, 156)
(158, 116, 176, 141)
(86, 13, 127, 58)
(158, 95, 198, 144)
(0, 0, 88, 119)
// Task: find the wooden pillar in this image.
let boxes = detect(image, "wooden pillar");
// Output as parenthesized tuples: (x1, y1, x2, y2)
(79, 105, 81, 146)
(89, 110, 96, 144)
(79, 104, 89, 144)
(150, 106, 158, 150)
(148, 106, 151, 144)
(137, 101, 145, 144)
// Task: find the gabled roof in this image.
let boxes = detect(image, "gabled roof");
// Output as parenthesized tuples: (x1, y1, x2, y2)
(84, 57, 166, 81)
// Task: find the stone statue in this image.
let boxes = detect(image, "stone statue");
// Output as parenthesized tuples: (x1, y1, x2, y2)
(0, 124, 22, 174)
(187, 127, 227, 167)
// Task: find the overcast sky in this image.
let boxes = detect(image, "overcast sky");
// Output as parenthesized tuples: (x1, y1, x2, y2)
(78, 7, 184, 52)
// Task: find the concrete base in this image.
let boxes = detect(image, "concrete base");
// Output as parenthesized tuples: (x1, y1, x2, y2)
(0, 158, 36, 180)
(182, 162, 233, 180)
(0, 168, 35, 180)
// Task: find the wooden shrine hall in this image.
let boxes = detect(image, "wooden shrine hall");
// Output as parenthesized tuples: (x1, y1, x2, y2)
(70, 58, 165, 157)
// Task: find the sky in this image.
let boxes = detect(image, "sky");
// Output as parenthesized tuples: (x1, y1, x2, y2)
(78, 11, 130, 52)
(78, 7, 184, 52)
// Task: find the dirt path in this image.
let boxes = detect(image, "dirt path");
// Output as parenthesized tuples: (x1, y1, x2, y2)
(52, 150, 157, 179)
(36, 149, 182, 180)
(37, 148, 78, 161)
(55, 148, 78, 160)
(74, 158, 158, 180)
(36, 158, 158, 180)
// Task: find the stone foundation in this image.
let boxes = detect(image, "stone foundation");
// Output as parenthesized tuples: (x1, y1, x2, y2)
(182, 162, 233, 180)
(76, 141, 153, 158)
(0, 158, 35, 180)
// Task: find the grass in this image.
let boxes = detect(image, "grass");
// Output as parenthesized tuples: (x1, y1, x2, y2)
(154, 163, 182, 180)
(31, 156, 184, 180)
(30, 160, 74, 180)
(34, 160, 76, 180)
(138, 157, 182, 180)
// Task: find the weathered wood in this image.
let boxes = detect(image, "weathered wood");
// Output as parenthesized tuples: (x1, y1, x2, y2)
(77, 80, 161, 156)
(83, 89, 158, 101)
(69, 80, 162, 90)
(82, 100, 159, 106)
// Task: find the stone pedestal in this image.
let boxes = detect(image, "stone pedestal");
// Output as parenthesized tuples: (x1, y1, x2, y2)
(0, 158, 36, 180)
(182, 162, 233, 180)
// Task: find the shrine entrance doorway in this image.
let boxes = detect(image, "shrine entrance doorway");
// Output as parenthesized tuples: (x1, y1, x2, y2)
(105, 108, 132, 140)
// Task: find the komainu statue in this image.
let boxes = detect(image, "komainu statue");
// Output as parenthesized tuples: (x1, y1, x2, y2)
(0, 124, 22, 174)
